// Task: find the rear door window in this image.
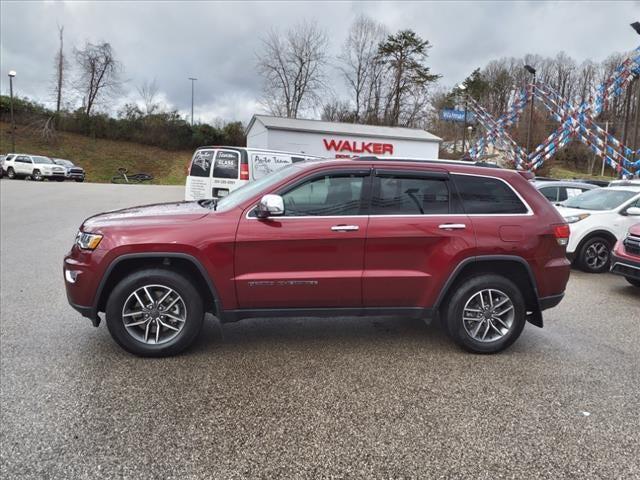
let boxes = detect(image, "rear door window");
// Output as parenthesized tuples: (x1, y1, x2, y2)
(189, 150, 214, 177)
(213, 150, 239, 179)
(453, 175, 528, 214)
(539, 186, 559, 202)
(371, 174, 450, 215)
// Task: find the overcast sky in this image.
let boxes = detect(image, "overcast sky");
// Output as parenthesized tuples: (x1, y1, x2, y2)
(1, 1, 639, 124)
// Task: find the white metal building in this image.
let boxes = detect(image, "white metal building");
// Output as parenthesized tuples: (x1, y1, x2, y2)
(246, 115, 441, 159)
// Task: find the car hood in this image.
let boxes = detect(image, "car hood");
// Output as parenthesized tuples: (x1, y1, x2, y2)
(82, 201, 210, 230)
(555, 206, 609, 217)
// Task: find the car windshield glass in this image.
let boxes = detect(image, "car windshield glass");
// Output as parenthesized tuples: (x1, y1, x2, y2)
(33, 156, 54, 164)
(562, 189, 637, 210)
(55, 159, 73, 167)
(215, 163, 304, 211)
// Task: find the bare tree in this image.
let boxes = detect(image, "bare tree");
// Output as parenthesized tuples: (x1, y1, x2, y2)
(338, 15, 387, 122)
(257, 21, 328, 118)
(52, 25, 68, 115)
(74, 41, 123, 116)
(137, 78, 160, 115)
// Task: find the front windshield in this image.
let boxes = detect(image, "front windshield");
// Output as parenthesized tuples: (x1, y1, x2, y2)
(55, 159, 73, 167)
(33, 156, 54, 164)
(562, 189, 637, 210)
(215, 163, 304, 211)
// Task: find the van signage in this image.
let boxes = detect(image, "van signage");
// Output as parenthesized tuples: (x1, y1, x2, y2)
(322, 138, 394, 155)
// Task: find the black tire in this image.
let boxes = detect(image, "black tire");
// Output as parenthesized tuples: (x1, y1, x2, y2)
(75, 178, 85, 183)
(625, 276, 640, 287)
(7, 167, 16, 179)
(105, 268, 204, 357)
(32, 169, 43, 181)
(55, 178, 65, 182)
(444, 274, 526, 354)
(577, 236, 612, 273)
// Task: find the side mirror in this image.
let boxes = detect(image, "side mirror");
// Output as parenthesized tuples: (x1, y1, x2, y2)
(626, 207, 640, 216)
(256, 194, 284, 219)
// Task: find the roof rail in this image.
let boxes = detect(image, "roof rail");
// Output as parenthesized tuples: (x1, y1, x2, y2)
(351, 155, 503, 169)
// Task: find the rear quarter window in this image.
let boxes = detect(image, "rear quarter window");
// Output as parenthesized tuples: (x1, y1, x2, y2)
(189, 150, 214, 177)
(453, 174, 528, 214)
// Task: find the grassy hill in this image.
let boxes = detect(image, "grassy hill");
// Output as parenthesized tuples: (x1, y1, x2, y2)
(0, 122, 191, 184)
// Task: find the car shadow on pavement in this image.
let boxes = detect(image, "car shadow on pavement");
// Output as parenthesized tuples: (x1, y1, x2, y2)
(187, 314, 454, 354)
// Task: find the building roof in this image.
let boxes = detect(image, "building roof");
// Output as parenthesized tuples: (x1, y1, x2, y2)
(247, 115, 442, 143)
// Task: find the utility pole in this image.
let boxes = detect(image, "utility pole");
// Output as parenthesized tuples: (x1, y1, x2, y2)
(8, 70, 16, 152)
(457, 83, 469, 157)
(524, 65, 537, 154)
(188, 77, 197, 126)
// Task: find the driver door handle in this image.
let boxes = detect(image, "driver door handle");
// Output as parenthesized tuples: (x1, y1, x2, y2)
(438, 223, 466, 230)
(331, 225, 359, 232)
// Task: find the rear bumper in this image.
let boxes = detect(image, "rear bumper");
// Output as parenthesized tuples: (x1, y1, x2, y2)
(539, 293, 564, 311)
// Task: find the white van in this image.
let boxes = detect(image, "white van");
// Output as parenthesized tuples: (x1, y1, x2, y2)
(185, 147, 320, 201)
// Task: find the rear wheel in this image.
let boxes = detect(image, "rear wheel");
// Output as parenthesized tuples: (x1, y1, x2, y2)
(7, 167, 16, 179)
(445, 274, 526, 354)
(625, 276, 640, 287)
(578, 236, 612, 273)
(105, 269, 204, 357)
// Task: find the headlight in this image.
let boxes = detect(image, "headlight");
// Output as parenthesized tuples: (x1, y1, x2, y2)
(564, 213, 590, 224)
(75, 231, 103, 250)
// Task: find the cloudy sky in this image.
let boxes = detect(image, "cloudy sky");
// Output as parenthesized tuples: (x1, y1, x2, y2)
(1, 1, 638, 124)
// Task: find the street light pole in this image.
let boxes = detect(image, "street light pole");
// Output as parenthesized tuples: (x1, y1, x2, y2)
(188, 77, 197, 126)
(524, 65, 537, 155)
(8, 70, 16, 152)
(459, 84, 467, 155)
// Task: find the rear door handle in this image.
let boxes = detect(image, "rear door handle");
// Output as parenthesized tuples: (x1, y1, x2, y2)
(331, 225, 359, 232)
(438, 223, 466, 230)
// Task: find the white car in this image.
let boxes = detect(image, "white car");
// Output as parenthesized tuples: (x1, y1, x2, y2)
(4, 154, 66, 181)
(556, 186, 640, 273)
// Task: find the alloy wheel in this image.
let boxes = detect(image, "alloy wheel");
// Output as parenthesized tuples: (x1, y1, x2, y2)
(462, 289, 515, 343)
(584, 241, 609, 270)
(121, 284, 187, 345)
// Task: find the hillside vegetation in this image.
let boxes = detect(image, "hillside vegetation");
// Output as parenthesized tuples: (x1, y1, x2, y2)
(1, 122, 192, 184)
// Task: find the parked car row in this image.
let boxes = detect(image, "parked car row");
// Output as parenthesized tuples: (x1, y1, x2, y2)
(1, 153, 85, 182)
(529, 176, 640, 276)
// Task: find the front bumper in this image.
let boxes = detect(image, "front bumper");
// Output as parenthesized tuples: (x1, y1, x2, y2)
(45, 171, 66, 179)
(64, 247, 107, 326)
(610, 254, 640, 281)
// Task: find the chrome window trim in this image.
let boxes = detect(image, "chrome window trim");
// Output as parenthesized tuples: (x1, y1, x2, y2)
(244, 171, 534, 219)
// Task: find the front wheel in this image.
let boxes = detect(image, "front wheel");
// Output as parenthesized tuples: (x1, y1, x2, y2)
(625, 276, 640, 287)
(75, 178, 85, 183)
(444, 274, 526, 354)
(7, 167, 16, 179)
(105, 269, 204, 357)
(578, 236, 612, 273)
(32, 169, 43, 181)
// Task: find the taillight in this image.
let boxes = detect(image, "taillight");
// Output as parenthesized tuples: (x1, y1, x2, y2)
(553, 224, 570, 246)
(240, 162, 249, 180)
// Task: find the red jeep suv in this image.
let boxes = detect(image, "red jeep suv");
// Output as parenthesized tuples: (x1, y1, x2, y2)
(64, 158, 571, 356)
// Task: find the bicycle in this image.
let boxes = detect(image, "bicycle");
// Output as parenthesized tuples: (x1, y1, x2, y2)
(111, 167, 154, 184)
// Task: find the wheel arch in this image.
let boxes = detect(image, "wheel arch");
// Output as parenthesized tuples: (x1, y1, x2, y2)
(434, 256, 540, 325)
(95, 253, 221, 318)
(574, 229, 618, 255)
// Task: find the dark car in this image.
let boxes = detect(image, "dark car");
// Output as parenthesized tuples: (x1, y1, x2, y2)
(64, 157, 571, 357)
(54, 159, 85, 182)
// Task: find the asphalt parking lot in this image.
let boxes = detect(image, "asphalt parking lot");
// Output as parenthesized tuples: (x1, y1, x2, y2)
(1, 180, 639, 479)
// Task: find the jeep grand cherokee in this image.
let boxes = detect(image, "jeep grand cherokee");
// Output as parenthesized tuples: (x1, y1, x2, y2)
(64, 158, 571, 356)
